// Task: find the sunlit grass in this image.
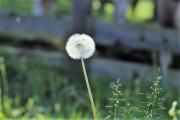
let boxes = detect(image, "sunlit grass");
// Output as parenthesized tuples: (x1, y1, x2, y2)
(0, 52, 177, 119)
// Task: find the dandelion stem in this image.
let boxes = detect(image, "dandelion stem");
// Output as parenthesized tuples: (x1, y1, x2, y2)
(81, 58, 97, 120)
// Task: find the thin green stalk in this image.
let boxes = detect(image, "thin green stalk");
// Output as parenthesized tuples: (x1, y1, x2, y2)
(0, 68, 5, 114)
(114, 94, 118, 120)
(0, 63, 8, 115)
(0, 64, 8, 91)
(149, 80, 158, 120)
(81, 58, 97, 120)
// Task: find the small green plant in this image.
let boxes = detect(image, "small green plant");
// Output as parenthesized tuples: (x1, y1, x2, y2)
(140, 68, 166, 120)
(105, 79, 138, 120)
(105, 68, 166, 120)
(105, 79, 124, 120)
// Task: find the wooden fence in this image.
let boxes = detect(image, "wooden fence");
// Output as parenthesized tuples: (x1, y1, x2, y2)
(0, 0, 179, 89)
(1, 46, 179, 91)
(0, 13, 179, 53)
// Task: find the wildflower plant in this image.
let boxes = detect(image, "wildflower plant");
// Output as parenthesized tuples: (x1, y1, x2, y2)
(105, 68, 166, 120)
(105, 79, 138, 120)
(66, 33, 97, 120)
(105, 79, 124, 120)
(139, 68, 166, 120)
(66, 34, 95, 60)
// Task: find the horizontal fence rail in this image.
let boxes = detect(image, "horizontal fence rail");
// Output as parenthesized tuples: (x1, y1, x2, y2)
(1, 46, 179, 90)
(0, 12, 180, 54)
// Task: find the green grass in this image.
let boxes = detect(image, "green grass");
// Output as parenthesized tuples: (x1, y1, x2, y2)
(0, 52, 179, 119)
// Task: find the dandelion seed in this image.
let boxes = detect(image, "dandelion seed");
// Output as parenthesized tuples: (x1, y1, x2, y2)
(66, 33, 95, 59)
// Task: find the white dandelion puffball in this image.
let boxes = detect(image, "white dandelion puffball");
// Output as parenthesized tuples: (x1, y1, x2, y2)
(66, 33, 95, 59)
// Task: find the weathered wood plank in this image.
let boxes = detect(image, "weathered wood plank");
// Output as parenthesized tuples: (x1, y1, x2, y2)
(0, 12, 179, 54)
(95, 22, 180, 53)
(0, 13, 69, 40)
(0, 46, 179, 90)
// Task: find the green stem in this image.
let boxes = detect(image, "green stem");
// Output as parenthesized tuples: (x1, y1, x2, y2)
(81, 58, 97, 120)
(114, 94, 118, 120)
(0, 63, 7, 115)
(149, 81, 158, 120)
(0, 64, 8, 91)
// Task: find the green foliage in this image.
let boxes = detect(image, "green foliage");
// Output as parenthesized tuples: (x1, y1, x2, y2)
(0, 57, 8, 118)
(0, 54, 93, 119)
(92, 0, 154, 22)
(105, 68, 168, 120)
(105, 79, 124, 120)
(126, 0, 154, 23)
(140, 69, 165, 119)
(1, 0, 154, 22)
(0, 0, 32, 14)
(0, 53, 178, 119)
(0, 0, 71, 16)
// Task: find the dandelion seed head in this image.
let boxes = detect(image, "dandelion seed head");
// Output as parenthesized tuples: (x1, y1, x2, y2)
(66, 33, 95, 59)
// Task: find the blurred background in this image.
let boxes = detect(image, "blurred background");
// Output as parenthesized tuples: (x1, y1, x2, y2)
(0, 0, 180, 119)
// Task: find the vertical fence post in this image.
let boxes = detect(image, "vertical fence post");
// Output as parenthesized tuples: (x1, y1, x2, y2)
(175, 1, 180, 31)
(113, 0, 128, 24)
(71, 0, 94, 36)
(32, 0, 44, 16)
(65, 0, 94, 81)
